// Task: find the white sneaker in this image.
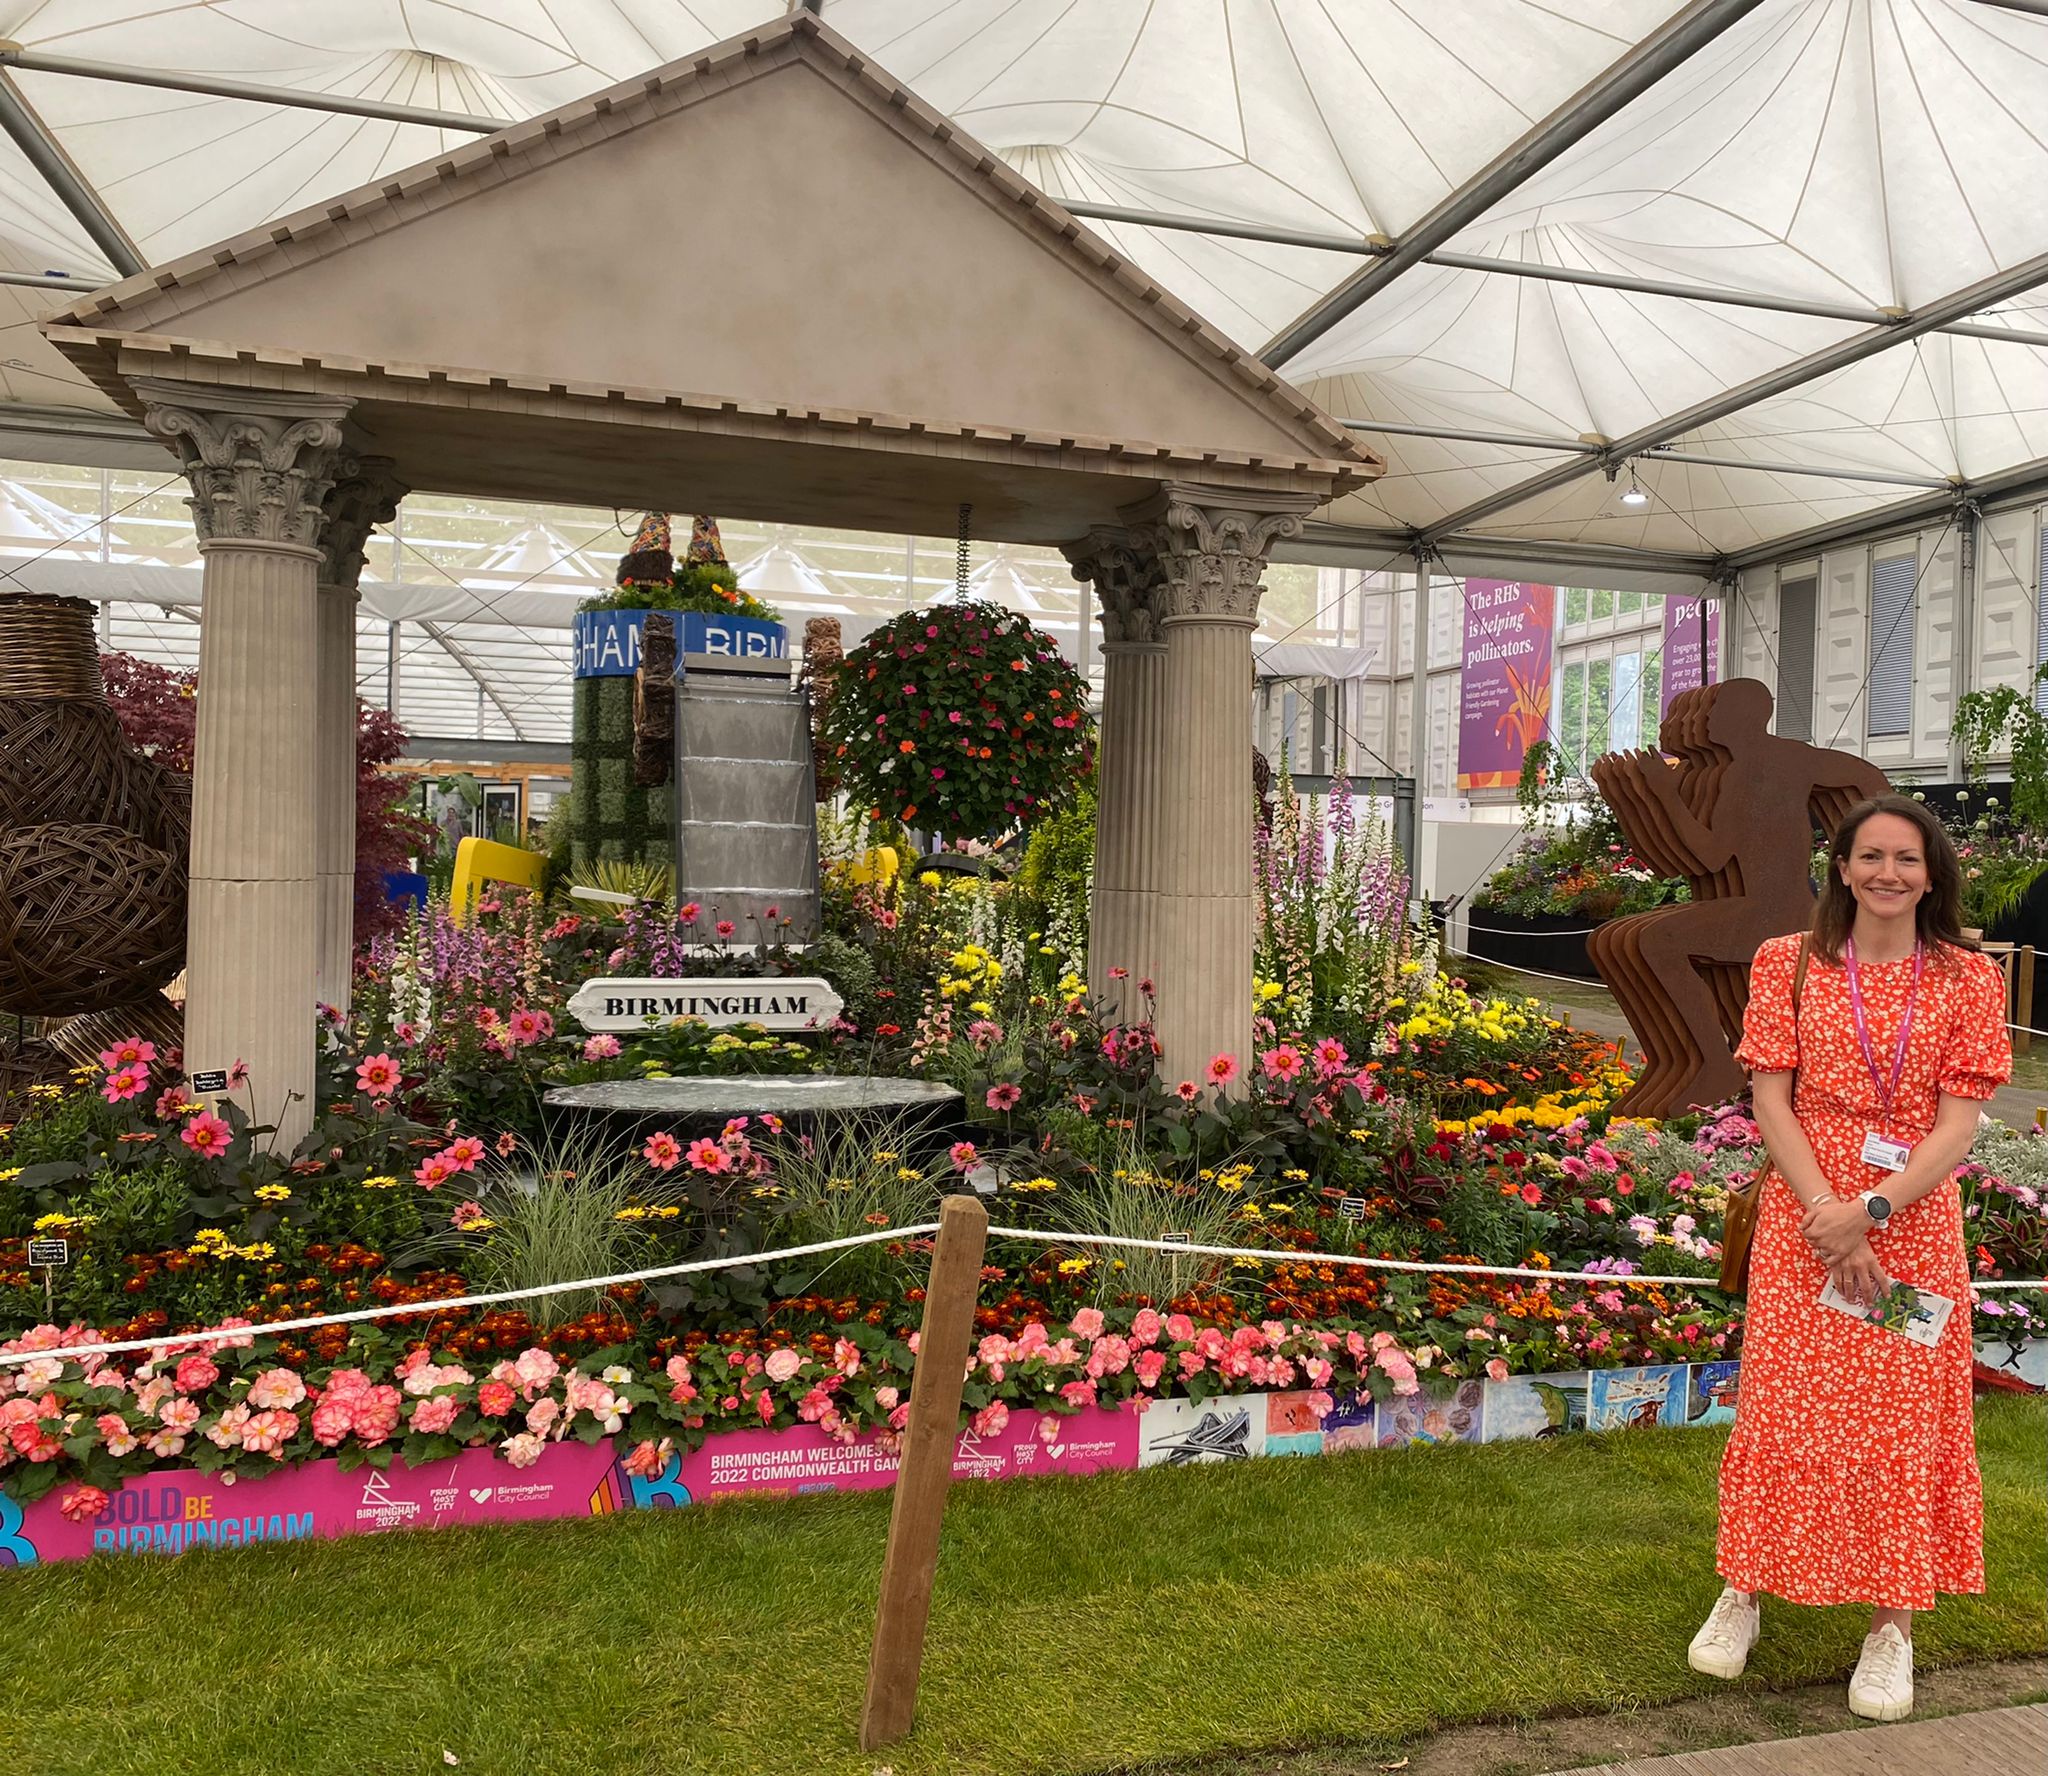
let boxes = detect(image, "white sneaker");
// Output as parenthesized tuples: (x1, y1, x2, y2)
(1848, 1623, 1914, 1721)
(1687, 1586, 1760, 1678)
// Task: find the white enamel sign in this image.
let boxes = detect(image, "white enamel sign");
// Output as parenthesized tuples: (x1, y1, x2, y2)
(567, 976, 843, 1033)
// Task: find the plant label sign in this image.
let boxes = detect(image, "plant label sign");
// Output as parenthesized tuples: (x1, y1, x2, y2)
(1339, 1197, 1367, 1222)
(567, 976, 844, 1034)
(189, 1070, 230, 1094)
(26, 1238, 68, 1267)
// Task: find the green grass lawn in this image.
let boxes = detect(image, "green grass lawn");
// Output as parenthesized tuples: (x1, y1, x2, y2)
(5, 1399, 2043, 1776)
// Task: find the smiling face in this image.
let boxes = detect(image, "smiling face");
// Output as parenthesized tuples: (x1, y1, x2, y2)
(1836, 811, 1930, 926)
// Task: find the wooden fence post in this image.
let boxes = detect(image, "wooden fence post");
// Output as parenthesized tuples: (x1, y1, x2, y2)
(858, 1192, 990, 1751)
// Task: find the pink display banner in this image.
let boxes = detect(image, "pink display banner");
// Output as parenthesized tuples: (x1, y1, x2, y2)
(1457, 581, 1557, 791)
(0, 1405, 1140, 1567)
(1659, 593, 1722, 719)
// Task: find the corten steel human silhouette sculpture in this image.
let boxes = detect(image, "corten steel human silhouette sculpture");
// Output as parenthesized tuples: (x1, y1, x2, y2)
(1587, 679, 1888, 1117)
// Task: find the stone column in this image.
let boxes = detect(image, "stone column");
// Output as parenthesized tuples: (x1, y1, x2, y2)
(1125, 485, 1320, 1084)
(316, 457, 406, 1017)
(1061, 529, 1166, 1021)
(139, 382, 351, 1147)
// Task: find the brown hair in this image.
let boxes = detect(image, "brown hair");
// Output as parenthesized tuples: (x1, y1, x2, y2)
(1809, 793, 1973, 966)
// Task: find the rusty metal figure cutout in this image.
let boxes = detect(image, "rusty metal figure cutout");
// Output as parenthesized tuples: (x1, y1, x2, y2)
(1588, 679, 1888, 1117)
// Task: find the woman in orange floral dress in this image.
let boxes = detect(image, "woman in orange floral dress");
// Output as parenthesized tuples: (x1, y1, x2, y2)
(1689, 794, 2010, 1721)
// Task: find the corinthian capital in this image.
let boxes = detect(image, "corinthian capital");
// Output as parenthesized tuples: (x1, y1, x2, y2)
(1123, 484, 1321, 627)
(136, 382, 353, 552)
(1061, 526, 1165, 648)
(320, 455, 408, 591)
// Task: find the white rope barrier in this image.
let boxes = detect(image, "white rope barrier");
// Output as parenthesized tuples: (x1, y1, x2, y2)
(0, 1223, 942, 1368)
(984, 1226, 2048, 1293)
(5, 1216, 2040, 1371)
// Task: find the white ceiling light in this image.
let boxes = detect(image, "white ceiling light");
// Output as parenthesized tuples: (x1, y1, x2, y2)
(1618, 464, 1650, 508)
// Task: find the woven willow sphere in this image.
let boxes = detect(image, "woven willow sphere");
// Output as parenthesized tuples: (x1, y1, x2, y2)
(0, 823, 187, 1016)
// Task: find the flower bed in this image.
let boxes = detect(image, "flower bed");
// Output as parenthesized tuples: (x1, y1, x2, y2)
(2, 1357, 1763, 1567)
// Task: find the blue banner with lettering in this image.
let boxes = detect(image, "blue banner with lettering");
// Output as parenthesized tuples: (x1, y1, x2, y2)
(573, 610, 787, 678)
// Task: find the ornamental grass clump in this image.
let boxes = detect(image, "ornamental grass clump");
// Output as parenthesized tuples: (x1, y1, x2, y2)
(755, 1111, 945, 1303)
(819, 599, 1093, 841)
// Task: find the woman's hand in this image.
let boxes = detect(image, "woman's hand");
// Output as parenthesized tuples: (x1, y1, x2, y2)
(1801, 1195, 1872, 1265)
(1828, 1244, 1888, 1308)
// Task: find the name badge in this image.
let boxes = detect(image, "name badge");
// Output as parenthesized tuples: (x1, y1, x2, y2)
(1861, 1131, 1911, 1173)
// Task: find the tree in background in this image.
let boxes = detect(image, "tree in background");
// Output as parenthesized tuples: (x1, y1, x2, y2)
(99, 651, 434, 949)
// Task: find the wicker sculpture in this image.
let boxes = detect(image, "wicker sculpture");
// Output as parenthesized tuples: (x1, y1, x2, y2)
(0, 594, 190, 1062)
(1587, 678, 1887, 1117)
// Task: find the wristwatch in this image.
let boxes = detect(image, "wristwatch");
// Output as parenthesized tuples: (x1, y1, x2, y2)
(1858, 1189, 1893, 1226)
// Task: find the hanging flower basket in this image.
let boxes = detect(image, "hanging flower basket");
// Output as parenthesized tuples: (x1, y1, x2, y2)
(820, 600, 1092, 842)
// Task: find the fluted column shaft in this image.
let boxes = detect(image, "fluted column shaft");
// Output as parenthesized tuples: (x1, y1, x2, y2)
(1123, 485, 1320, 1084)
(1062, 529, 1166, 1022)
(140, 382, 352, 1147)
(316, 458, 406, 1016)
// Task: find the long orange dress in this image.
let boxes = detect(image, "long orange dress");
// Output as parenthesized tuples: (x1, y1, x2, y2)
(1723, 932, 2011, 1610)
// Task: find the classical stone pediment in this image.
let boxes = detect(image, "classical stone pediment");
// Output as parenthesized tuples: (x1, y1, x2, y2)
(43, 14, 1377, 519)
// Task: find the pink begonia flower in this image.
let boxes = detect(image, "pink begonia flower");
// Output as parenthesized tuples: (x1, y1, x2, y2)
(206, 1404, 252, 1449)
(1085, 1336, 1130, 1379)
(1058, 1379, 1098, 1410)
(874, 1386, 900, 1412)
(888, 1404, 911, 1433)
(512, 1348, 559, 1397)
(477, 1380, 515, 1418)
(834, 1338, 861, 1377)
(1165, 1313, 1195, 1344)
(241, 1409, 299, 1456)
(1132, 1350, 1167, 1389)
(412, 1395, 461, 1436)
(1130, 1308, 1163, 1348)
(621, 1437, 673, 1479)
(353, 1386, 403, 1445)
(1485, 1358, 1512, 1383)
(1068, 1306, 1105, 1341)
(143, 1428, 188, 1460)
(971, 1401, 1009, 1439)
(95, 1412, 139, 1457)
(1306, 1390, 1335, 1422)
(525, 1398, 561, 1437)
(1304, 1357, 1334, 1388)
(501, 1432, 545, 1469)
(763, 1348, 803, 1384)
(246, 1368, 306, 1411)
(1178, 1351, 1207, 1380)
(60, 1484, 112, 1523)
(583, 1034, 622, 1061)
(756, 1391, 776, 1425)
(174, 1354, 219, 1394)
(158, 1397, 200, 1433)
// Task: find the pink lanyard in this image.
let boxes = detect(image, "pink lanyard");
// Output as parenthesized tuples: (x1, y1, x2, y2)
(1843, 937, 1923, 1118)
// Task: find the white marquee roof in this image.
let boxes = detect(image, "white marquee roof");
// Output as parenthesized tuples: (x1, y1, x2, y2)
(5, 0, 2048, 569)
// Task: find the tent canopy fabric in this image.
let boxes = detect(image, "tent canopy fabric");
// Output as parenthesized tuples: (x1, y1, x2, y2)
(4, 0, 2047, 566)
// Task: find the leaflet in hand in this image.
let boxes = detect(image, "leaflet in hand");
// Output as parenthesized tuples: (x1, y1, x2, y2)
(1817, 1279, 1954, 1346)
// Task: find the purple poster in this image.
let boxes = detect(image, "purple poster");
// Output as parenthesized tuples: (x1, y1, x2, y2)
(1660, 593, 1722, 716)
(1457, 581, 1557, 791)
